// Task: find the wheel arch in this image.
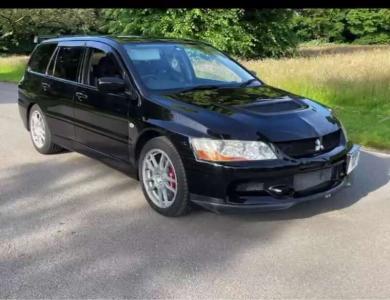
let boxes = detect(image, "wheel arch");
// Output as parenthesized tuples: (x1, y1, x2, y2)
(26, 102, 37, 131)
(134, 128, 165, 166)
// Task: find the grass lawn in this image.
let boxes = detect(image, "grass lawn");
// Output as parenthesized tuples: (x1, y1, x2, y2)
(0, 46, 389, 150)
(242, 45, 390, 150)
(0, 55, 28, 83)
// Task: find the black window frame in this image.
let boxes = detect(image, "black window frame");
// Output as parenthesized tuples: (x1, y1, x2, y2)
(45, 46, 59, 76)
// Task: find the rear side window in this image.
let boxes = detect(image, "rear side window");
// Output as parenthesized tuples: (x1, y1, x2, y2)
(28, 43, 57, 74)
(53, 46, 84, 81)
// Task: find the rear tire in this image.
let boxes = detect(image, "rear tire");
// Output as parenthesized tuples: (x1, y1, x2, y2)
(29, 104, 62, 154)
(139, 136, 191, 217)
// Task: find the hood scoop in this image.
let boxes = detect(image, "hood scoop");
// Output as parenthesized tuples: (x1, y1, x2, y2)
(236, 97, 308, 115)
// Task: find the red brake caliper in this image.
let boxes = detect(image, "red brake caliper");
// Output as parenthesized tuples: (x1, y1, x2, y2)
(168, 166, 176, 189)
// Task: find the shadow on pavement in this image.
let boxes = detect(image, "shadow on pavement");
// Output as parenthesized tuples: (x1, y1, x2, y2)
(0, 149, 389, 297)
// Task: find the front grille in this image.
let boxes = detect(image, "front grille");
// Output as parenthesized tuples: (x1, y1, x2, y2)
(275, 129, 342, 158)
(227, 159, 346, 205)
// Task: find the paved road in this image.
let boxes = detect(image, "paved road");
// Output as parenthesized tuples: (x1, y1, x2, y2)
(1, 82, 390, 298)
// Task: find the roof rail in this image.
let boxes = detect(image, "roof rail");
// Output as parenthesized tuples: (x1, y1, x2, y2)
(33, 34, 95, 44)
(33, 35, 62, 43)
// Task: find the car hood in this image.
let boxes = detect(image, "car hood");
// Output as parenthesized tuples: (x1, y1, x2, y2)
(149, 85, 342, 142)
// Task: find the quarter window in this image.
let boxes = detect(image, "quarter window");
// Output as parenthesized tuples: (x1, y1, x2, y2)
(28, 43, 57, 74)
(53, 46, 84, 81)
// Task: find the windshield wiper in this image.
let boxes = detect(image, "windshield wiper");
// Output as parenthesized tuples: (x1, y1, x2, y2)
(239, 78, 259, 87)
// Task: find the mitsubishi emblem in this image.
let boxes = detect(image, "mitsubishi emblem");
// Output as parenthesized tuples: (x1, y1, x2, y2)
(315, 138, 324, 151)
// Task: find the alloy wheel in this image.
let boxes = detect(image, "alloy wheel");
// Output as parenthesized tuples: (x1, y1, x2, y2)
(30, 110, 46, 148)
(142, 149, 178, 208)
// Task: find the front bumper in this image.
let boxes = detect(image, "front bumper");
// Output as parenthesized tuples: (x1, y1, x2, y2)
(184, 144, 360, 213)
(190, 178, 347, 213)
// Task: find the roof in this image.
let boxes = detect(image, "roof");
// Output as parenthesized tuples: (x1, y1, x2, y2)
(41, 35, 210, 46)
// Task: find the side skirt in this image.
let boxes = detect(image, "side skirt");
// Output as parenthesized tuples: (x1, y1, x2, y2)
(52, 135, 138, 180)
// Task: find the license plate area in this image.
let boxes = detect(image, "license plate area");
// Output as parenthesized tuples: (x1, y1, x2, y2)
(294, 168, 333, 192)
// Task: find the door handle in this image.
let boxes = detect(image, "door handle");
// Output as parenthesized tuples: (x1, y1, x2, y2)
(75, 92, 88, 102)
(41, 82, 50, 92)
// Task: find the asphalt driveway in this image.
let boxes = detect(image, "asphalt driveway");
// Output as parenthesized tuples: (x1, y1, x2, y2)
(1, 82, 390, 298)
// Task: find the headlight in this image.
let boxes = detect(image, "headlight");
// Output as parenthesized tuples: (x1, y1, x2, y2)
(330, 109, 348, 143)
(190, 138, 277, 162)
(339, 121, 348, 142)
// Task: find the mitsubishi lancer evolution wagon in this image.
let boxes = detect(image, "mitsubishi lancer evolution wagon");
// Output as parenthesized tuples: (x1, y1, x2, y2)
(18, 36, 360, 216)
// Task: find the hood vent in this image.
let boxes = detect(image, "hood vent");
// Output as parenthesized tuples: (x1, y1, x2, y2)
(238, 99, 307, 115)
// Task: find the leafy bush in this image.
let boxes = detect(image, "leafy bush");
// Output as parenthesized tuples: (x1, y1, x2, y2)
(0, 9, 101, 53)
(292, 9, 347, 43)
(1, 9, 390, 58)
(293, 9, 390, 45)
(103, 9, 297, 59)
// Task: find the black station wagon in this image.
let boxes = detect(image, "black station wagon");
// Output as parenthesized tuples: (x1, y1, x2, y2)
(18, 36, 360, 216)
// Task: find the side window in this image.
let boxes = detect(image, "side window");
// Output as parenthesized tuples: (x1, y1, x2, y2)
(53, 46, 84, 81)
(28, 43, 57, 74)
(86, 48, 123, 87)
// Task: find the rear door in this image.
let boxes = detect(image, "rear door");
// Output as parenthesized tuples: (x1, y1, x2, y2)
(73, 41, 130, 162)
(44, 41, 85, 141)
(19, 42, 57, 127)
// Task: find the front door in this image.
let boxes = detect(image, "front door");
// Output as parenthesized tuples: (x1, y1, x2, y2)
(73, 42, 130, 162)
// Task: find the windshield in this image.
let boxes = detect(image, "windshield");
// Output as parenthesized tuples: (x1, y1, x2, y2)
(124, 43, 258, 91)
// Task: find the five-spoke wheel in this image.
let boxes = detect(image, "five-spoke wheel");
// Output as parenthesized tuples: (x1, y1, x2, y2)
(139, 136, 190, 216)
(142, 149, 178, 208)
(30, 110, 46, 149)
(29, 104, 62, 154)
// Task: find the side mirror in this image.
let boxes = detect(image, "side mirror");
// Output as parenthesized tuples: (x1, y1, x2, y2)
(249, 70, 257, 76)
(97, 77, 126, 93)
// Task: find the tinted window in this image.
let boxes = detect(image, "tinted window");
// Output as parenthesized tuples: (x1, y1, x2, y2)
(53, 46, 84, 81)
(28, 43, 57, 74)
(86, 48, 123, 87)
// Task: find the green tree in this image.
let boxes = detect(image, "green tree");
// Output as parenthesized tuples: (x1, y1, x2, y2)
(346, 9, 390, 44)
(292, 9, 390, 44)
(103, 9, 297, 59)
(0, 9, 101, 53)
(292, 9, 347, 43)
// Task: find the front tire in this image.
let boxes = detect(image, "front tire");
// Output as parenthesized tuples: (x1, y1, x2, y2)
(29, 104, 62, 154)
(139, 136, 191, 217)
